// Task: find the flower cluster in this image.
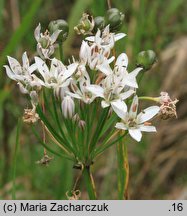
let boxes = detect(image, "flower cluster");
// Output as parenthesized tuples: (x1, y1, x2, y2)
(4, 18, 177, 144)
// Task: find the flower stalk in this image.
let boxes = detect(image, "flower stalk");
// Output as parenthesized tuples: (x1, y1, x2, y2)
(117, 134, 129, 200)
(82, 166, 97, 200)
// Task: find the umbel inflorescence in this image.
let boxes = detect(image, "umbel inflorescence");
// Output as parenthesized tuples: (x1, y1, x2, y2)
(3, 8, 178, 199)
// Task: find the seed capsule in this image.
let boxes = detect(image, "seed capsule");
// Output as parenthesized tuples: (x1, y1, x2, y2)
(48, 19, 69, 42)
(136, 50, 157, 70)
(93, 16, 105, 33)
(105, 8, 124, 32)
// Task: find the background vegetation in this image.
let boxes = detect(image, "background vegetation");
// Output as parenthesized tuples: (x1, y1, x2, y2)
(0, 0, 187, 199)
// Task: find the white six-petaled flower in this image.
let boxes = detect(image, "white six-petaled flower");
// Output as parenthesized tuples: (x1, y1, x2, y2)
(34, 23, 62, 59)
(4, 52, 40, 94)
(34, 57, 78, 91)
(115, 95, 160, 142)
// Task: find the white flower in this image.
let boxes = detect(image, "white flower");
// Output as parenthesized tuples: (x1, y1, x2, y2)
(34, 23, 61, 59)
(68, 71, 95, 104)
(115, 95, 160, 142)
(86, 25, 126, 50)
(98, 53, 143, 88)
(34, 57, 78, 90)
(4, 52, 40, 94)
(86, 74, 135, 112)
(61, 96, 75, 118)
(79, 40, 114, 70)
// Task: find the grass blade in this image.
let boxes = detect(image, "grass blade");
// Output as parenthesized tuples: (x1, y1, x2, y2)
(12, 118, 22, 200)
(0, 0, 43, 68)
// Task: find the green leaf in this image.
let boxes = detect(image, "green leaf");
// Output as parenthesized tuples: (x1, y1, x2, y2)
(12, 118, 22, 200)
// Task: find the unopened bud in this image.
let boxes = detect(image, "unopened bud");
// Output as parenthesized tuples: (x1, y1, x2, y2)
(61, 96, 75, 118)
(136, 50, 157, 70)
(74, 13, 94, 35)
(49, 19, 69, 42)
(93, 16, 105, 33)
(105, 8, 124, 32)
(78, 120, 86, 130)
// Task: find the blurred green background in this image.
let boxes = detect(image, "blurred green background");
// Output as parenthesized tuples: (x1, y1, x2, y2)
(0, 0, 187, 199)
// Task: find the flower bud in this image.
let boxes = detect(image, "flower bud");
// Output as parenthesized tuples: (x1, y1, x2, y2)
(93, 16, 105, 33)
(61, 96, 75, 118)
(136, 50, 157, 70)
(48, 19, 69, 42)
(105, 8, 124, 32)
(74, 13, 94, 35)
(78, 120, 86, 130)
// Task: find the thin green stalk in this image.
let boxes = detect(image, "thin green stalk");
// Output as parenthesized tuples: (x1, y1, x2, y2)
(12, 119, 22, 200)
(32, 126, 74, 161)
(82, 166, 97, 200)
(138, 96, 159, 102)
(89, 107, 109, 154)
(117, 135, 129, 200)
(94, 131, 127, 158)
(36, 105, 76, 155)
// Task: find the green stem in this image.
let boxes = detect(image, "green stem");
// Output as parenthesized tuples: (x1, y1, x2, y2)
(12, 118, 22, 200)
(82, 166, 97, 200)
(139, 96, 159, 102)
(117, 135, 129, 200)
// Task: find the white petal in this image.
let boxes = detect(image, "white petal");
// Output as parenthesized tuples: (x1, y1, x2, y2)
(129, 67, 143, 78)
(80, 41, 90, 63)
(116, 53, 128, 68)
(51, 30, 62, 44)
(35, 56, 49, 78)
(124, 78, 138, 88)
(96, 62, 113, 75)
(34, 23, 41, 41)
(22, 52, 29, 68)
(66, 92, 82, 100)
(107, 56, 115, 64)
(115, 122, 128, 130)
(85, 36, 95, 42)
(120, 89, 134, 100)
(86, 85, 104, 98)
(129, 95, 139, 119)
(31, 74, 45, 86)
(137, 106, 160, 124)
(114, 33, 126, 41)
(101, 100, 110, 108)
(4, 66, 16, 80)
(28, 63, 37, 74)
(111, 100, 127, 119)
(129, 128, 142, 142)
(7, 56, 22, 74)
(139, 125, 157, 132)
(65, 63, 78, 79)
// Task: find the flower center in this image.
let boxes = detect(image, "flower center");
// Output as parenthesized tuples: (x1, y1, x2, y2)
(48, 77, 57, 84)
(128, 118, 137, 127)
